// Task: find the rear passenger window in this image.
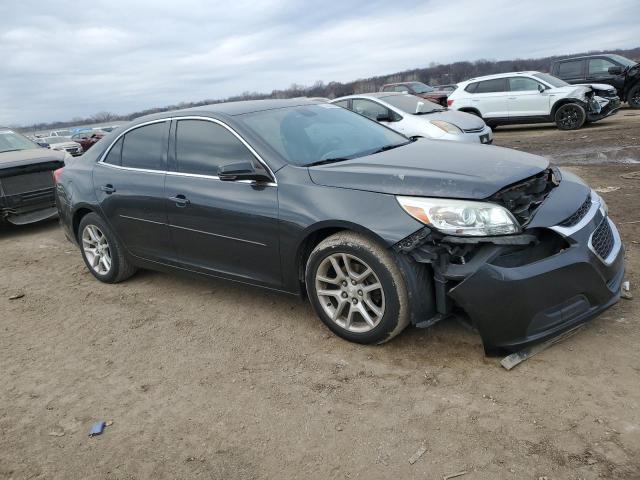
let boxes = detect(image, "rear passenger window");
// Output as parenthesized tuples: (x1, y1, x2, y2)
(103, 137, 123, 166)
(475, 79, 508, 93)
(176, 120, 257, 176)
(557, 60, 583, 77)
(121, 122, 167, 170)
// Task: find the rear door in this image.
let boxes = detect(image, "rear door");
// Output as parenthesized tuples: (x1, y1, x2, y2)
(93, 120, 172, 262)
(472, 78, 509, 118)
(507, 76, 550, 117)
(555, 59, 585, 84)
(165, 118, 281, 287)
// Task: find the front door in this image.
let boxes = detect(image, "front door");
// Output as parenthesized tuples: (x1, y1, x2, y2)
(93, 120, 171, 262)
(165, 118, 281, 288)
(507, 77, 550, 117)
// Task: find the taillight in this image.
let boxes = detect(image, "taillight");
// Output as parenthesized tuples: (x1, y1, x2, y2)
(447, 99, 454, 107)
(53, 167, 64, 183)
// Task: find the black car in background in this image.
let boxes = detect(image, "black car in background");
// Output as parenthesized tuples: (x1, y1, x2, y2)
(0, 127, 67, 225)
(55, 99, 624, 353)
(551, 54, 640, 108)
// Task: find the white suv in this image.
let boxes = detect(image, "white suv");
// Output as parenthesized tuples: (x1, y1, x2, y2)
(447, 71, 620, 130)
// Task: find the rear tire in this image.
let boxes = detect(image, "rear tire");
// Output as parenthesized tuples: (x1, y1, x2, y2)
(555, 103, 586, 130)
(627, 83, 640, 109)
(78, 213, 137, 283)
(305, 232, 410, 344)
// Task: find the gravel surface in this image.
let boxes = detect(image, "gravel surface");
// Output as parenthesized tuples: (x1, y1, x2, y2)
(1, 112, 639, 479)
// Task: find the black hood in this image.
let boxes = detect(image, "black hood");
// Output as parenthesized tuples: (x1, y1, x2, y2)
(308, 140, 548, 199)
(0, 148, 66, 170)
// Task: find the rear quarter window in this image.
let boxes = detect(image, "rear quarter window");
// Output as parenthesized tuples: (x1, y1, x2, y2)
(464, 82, 478, 93)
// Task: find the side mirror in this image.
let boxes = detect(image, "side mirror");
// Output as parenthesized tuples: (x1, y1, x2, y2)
(218, 161, 271, 182)
(537, 84, 546, 93)
(376, 112, 393, 122)
(608, 66, 623, 75)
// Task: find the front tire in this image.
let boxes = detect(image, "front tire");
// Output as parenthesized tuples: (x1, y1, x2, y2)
(555, 103, 586, 130)
(305, 232, 410, 344)
(627, 83, 640, 109)
(78, 212, 137, 283)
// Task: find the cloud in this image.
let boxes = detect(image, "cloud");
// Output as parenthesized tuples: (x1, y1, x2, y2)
(0, 0, 638, 125)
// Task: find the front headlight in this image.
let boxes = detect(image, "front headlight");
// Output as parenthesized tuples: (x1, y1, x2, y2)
(397, 196, 521, 236)
(430, 120, 463, 134)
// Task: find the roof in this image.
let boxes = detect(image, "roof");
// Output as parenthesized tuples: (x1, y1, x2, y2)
(134, 98, 325, 125)
(382, 81, 422, 86)
(334, 92, 405, 101)
(460, 71, 541, 84)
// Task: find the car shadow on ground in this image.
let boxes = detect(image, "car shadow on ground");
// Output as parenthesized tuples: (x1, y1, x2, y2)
(0, 218, 60, 238)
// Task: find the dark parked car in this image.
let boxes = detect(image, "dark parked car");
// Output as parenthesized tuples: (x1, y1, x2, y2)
(381, 82, 450, 107)
(1, 127, 67, 225)
(55, 99, 624, 354)
(551, 54, 640, 108)
(71, 130, 105, 151)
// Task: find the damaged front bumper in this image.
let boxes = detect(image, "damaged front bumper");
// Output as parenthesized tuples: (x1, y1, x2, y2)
(397, 171, 625, 354)
(586, 93, 621, 122)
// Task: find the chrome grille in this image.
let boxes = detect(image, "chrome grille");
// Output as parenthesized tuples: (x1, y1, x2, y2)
(591, 218, 614, 260)
(559, 195, 592, 227)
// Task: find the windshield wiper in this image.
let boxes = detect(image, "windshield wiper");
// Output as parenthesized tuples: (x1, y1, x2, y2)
(369, 141, 411, 155)
(0, 149, 23, 153)
(415, 109, 445, 115)
(306, 157, 352, 167)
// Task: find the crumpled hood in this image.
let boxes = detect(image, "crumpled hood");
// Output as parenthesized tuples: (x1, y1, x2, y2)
(0, 148, 66, 169)
(308, 140, 549, 199)
(555, 83, 616, 98)
(423, 109, 486, 130)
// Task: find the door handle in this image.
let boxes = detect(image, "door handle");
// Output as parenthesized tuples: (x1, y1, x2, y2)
(100, 184, 116, 194)
(508, 97, 518, 100)
(169, 194, 190, 207)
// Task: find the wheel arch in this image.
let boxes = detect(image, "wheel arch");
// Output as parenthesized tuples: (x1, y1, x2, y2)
(551, 97, 586, 117)
(71, 205, 98, 241)
(458, 107, 482, 118)
(295, 221, 390, 296)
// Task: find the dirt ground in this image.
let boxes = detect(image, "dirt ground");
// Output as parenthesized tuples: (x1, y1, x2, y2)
(1, 112, 639, 480)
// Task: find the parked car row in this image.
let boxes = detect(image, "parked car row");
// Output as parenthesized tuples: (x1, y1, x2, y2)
(50, 98, 624, 355)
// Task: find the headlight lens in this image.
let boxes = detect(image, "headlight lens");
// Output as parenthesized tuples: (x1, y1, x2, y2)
(430, 120, 463, 134)
(397, 196, 521, 236)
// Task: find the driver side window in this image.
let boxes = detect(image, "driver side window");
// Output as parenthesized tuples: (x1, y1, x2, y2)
(352, 99, 394, 122)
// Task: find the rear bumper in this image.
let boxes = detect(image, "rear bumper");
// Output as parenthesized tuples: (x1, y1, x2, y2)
(448, 192, 624, 353)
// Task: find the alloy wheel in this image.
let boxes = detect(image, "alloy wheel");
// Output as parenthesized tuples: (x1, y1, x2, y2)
(315, 253, 385, 333)
(558, 105, 581, 129)
(82, 225, 112, 275)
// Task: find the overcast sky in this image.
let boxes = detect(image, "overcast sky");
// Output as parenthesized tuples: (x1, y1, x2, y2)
(1, 0, 638, 126)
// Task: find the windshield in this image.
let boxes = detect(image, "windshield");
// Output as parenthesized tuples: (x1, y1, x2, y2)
(608, 54, 638, 67)
(237, 104, 409, 166)
(44, 137, 66, 144)
(0, 130, 39, 153)
(409, 82, 435, 94)
(533, 72, 569, 88)
(382, 94, 444, 114)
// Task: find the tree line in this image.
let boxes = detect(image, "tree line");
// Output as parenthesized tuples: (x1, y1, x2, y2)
(18, 46, 640, 132)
